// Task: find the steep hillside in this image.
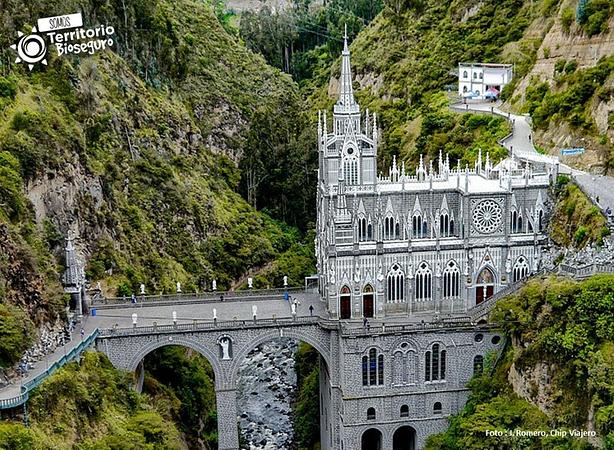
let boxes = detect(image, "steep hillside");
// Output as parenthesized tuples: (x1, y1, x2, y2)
(303, 0, 539, 169)
(505, 0, 614, 172)
(0, 352, 187, 449)
(426, 275, 614, 449)
(0, 0, 313, 365)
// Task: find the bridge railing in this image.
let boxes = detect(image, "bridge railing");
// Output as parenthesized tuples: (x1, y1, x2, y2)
(93, 287, 306, 307)
(341, 320, 497, 336)
(97, 316, 324, 337)
(0, 329, 99, 410)
(467, 274, 536, 320)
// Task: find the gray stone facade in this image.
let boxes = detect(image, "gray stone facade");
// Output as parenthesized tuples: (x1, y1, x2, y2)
(315, 37, 553, 320)
(97, 319, 503, 450)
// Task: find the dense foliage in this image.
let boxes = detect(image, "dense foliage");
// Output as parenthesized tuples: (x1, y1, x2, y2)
(576, 0, 614, 37)
(0, 351, 186, 449)
(550, 175, 609, 248)
(493, 275, 614, 441)
(239, 0, 383, 83)
(0, 0, 314, 302)
(144, 346, 218, 449)
(522, 56, 614, 133)
(294, 342, 321, 450)
(426, 274, 614, 449)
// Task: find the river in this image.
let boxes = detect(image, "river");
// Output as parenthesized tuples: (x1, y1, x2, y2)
(237, 338, 299, 450)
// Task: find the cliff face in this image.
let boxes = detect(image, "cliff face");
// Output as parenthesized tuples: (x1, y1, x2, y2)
(505, 0, 614, 172)
(0, 0, 306, 304)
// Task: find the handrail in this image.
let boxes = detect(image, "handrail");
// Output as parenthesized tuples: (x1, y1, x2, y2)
(93, 287, 306, 306)
(96, 313, 495, 339)
(97, 316, 323, 337)
(0, 329, 99, 410)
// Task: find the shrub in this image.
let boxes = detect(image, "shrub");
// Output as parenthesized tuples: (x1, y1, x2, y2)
(564, 59, 578, 74)
(0, 304, 34, 367)
(560, 8, 574, 33)
(0, 76, 17, 99)
(554, 59, 566, 74)
(574, 226, 588, 245)
(0, 423, 37, 450)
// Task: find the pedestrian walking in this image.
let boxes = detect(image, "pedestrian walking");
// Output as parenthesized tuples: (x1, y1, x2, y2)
(309, 305, 314, 316)
(80, 328, 85, 340)
(363, 317, 368, 329)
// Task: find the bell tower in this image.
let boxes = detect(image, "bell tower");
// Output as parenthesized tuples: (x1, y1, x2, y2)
(317, 25, 378, 189)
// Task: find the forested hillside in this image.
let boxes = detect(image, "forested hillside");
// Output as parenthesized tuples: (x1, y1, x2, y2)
(0, 0, 318, 364)
(426, 274, 614, 450)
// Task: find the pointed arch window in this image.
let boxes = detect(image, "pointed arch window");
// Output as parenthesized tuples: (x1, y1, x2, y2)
(340, 285, 351, 319)
(358, 216, 368, 241)
(538, 209, 544, 232)
(425, 343, 446, 382)
(384, 216, 397, 240)
(512, 256, 529, 283)
(415, 262, 432, 301)
(443, 261, 460, 298)
(412, 214, 428, 238)
(362, 348, 384, 386)
(386, 264, 405, 303)
(343, 147, 358, 185)
(439, 211, 454, 237)
(510, 209, 523, 233)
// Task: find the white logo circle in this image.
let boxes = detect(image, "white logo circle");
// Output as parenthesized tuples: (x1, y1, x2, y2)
(17, 34, 47, 64)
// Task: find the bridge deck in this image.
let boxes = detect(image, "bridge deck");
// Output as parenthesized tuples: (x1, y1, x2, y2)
(91, 292, 326, 329)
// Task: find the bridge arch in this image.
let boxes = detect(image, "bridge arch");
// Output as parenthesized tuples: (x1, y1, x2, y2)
(228, 326, 331, 385)
(126, 335, 225, 389)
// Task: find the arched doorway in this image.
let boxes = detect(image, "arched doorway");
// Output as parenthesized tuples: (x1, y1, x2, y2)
(340, 285, 351, 319)
(361, 428, 383, 450)
(476, 267, 495, 305)
(363, 284, 374, 318)
(393, 425, 416, 450)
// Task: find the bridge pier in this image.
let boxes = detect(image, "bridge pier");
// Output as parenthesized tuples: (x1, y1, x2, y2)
(216, 387, 240, 450)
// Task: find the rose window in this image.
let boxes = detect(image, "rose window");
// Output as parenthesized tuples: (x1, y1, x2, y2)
(472, 200, 502, 234)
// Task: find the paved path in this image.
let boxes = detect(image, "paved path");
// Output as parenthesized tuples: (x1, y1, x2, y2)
(0, 320, 99, 407)
(91, 292, 325, 329)
(450, 101, 614, 227)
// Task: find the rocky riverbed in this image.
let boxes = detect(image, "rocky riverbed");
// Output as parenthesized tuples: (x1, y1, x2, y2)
(237, 338, 298, 450)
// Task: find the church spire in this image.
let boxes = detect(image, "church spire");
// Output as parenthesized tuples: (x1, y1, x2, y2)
(335, 24, 359, 114)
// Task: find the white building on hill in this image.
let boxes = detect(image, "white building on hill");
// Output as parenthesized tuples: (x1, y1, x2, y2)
(458, 63, 513, 99)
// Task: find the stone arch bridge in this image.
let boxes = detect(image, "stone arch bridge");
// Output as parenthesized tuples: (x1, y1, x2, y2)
(92, 289, 503, 450)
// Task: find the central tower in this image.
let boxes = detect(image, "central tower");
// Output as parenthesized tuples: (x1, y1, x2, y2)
(317, 28, 378, 189)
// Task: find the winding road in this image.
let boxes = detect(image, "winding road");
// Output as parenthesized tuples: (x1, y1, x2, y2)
(451, 101, 614, 227)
